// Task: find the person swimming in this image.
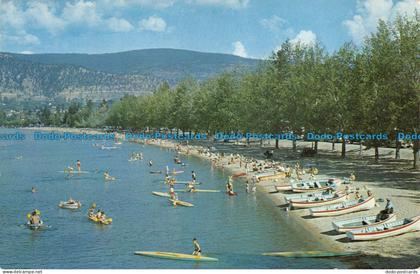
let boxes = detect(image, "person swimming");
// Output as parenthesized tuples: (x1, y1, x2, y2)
(149, 160, 153, 167)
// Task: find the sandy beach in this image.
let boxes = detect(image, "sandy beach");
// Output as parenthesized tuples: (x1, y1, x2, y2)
(21, 127, 420, 268)
(144, 137, 419, 269)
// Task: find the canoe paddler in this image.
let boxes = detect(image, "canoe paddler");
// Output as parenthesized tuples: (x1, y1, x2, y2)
(191, 171, 197, 182)
(192, 238, 201, 256)
(28, 209, 42, 225)
(88, 203, 96, 216)
(169, 186, 177, 200)
(76, 160, 81, 172)
(186, 181, 196, 192)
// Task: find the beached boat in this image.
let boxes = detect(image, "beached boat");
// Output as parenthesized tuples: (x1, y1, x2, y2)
(332, 213, 397, 233)
(285, 190, 342, 202)
(289, 193, 349, 209)
(58, 200, 82, 209)
(292, 178, 342, 193)
(134, 251, 218, 262)
(346, 215, 420, 241)
(275, 184, 292, 191)
(255, 171, 286, 181)
(310, 196, 375, 217)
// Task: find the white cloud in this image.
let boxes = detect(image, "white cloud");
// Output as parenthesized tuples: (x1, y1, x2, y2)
(62, 0, 101, 26)
(260, 15, 286, 32)
(99, 0, 176, 9)
(290, 30, 317, 47)
(25, 2, 66, 33)
(7, 31, 40, 45)
(343, 0, 419, 43)
(0, 1, 26, 30)
(139, 16, 167, 32)
(107, 17, 134, 32)
(187, 0, 249, 9)
(20, 51, 34, 54)
(232, 41, 247, 57)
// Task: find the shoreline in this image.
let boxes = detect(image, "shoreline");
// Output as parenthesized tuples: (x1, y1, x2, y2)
(18, 127, 420, 268)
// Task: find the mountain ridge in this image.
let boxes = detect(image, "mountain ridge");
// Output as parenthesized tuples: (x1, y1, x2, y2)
(0, 48, 260, 101)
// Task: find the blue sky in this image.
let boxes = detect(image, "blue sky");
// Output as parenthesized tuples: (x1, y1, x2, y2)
(0, 0, 417, 58)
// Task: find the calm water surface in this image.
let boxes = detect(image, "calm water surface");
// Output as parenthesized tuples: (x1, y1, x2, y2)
(0, 129, 352, 268)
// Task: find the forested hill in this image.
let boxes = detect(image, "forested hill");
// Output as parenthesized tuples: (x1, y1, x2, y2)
(0, 49, 259, 101)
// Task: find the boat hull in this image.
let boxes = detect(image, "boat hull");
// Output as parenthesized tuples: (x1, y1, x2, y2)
(310, 196, 375, 217)
(169, 199, 194, 207)
(290, 194, 348, 209)
(346, 216, 420, 241)
(134, 251, 218, 262)
(332, 213, 397, 233)
(152, 191, 170, 197)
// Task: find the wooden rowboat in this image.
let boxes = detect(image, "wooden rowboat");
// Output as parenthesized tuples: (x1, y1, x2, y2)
(285, 190, 341, 202)
(292, 178, 342, 193)
(310, 196, 375, 217)
(346, 215, 420, 241)
(255, 172, 286, 181)
(289, 193, 349, 209)
(332, 213, 397, 233)
(275, 185, 292, 191)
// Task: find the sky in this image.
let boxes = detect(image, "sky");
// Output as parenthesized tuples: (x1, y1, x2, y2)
(0, 0, 418, 58)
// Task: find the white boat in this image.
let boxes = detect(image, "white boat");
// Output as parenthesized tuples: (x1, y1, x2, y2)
(292, 178, 342, 193)
(254, 171, 286, 181)
(275, 184, 292, 191)
(332, 213, 397, 233)
(310, 196, 375, 217)
(285, 190, 341, 202)
(289, 193, 349, 209)
(58, 200, 82, 209)
(346, 215, 420, 241)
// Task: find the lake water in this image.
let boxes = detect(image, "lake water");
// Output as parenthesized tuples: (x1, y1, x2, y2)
(0, 129, 351, 269)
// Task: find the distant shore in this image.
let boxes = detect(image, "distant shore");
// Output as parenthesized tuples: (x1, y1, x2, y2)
(20, 127, 420, 269)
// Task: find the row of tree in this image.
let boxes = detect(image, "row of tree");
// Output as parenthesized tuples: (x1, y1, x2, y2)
(106, 13, 419, 168)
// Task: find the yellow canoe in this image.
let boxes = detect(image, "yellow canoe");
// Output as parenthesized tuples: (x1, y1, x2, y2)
(134, 251, 218, 262)
(88, 215, 112, 225)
